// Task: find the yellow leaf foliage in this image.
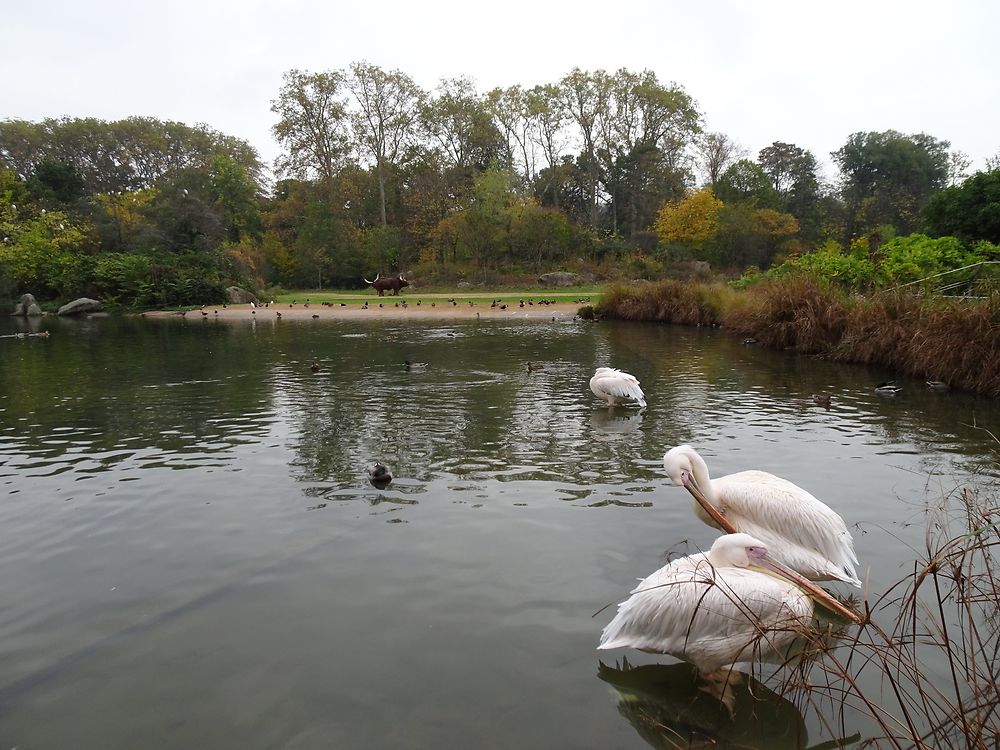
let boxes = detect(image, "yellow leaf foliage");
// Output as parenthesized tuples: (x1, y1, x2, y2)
(654, 188, 723, 248)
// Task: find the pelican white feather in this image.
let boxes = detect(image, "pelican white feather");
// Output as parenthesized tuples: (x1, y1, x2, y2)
(663, 445, 861, 587)
(598, 533, 814, 674)
(590, 367, 646, 407)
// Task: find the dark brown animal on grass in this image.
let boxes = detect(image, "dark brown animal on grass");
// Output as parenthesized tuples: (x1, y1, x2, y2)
(363, 273, 410, 296)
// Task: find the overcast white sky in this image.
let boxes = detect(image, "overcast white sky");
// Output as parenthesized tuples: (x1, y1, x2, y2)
(4, 0, 998, 183)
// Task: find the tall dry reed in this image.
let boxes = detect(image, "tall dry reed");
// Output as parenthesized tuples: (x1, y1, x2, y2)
(789, 481, 1000, 749)
(595, 275, 1000, 397)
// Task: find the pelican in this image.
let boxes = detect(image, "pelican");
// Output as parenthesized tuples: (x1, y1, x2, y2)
(590, 367, 646, 408)
(599, 533, 816, 679)
(663, 445, 861, 589)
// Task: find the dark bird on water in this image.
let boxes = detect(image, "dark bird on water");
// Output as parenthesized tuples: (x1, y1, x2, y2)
(368, 462, 393, 488)
(527, 362, 545, 372)
(812, 393, 832, 407)
(875, 381, 901, 396)
(310, 362, 320, 373)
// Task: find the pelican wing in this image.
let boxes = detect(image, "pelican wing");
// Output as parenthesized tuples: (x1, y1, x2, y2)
(599, 555, 812, 672)
(590, 369, 646, 406)
(712, 471, 861, 586)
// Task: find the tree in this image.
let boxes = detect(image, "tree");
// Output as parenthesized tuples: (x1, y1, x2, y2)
(757, 142, 822, 241)
(271, 69, 352, 186)
(922, 169, 1000, 244)
(708, 205, 799, 270)
(0, 117, 263, 195)
(832, 130, 950, 237)
(653, 187, 722, 250)
(507, 201, 572, 272)
(696, 132, 745, 186)
(714, 160, 779, 207)
(525, 85, 568, 208)
(26, 158, 86, 205)
(557, 68, 611, 226)
(347, 62, 424, 228)
(421, 77, 505, 173)
(485, 85, 535, 185)
(210, 155, 261, 243)
(599, 68, 701, 234)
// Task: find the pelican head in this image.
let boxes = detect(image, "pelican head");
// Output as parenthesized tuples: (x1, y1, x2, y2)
(663, 445, 710, 496)
(709, 533, 846, 613)
(707, 533, 769, 568)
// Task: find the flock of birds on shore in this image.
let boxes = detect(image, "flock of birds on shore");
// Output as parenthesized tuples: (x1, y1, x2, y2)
(182, 297, 591, 318)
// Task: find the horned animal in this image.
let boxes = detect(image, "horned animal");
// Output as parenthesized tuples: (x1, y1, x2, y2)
(363, 273, 410, 296)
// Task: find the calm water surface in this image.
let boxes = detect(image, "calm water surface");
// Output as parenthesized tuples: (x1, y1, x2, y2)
(1, 313, 998, 748)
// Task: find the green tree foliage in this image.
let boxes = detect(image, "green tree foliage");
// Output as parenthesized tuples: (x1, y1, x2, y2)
(779, 240, 877, 288)
(348, 62, 424, 227)
(879, 234, 985, 285)
(832, 130, 950, 237)
(922, 169, 1000, 244)
(708, 204, 798, 270)
(421, 77, 506, 174)
(209, 155, 262, 243)
(26, 158, 86, 206)
(757, 142, 823, 242)
(271, 69, 352, 185)
(714, 160, 779, 208)
(0, 117, 262, 194)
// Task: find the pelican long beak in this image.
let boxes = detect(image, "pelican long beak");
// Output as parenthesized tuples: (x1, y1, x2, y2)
(681, 473, 737, 534)
(758, 556, 863, 625)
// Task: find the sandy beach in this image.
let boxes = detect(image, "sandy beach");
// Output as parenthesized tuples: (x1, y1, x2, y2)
(143, 299, 585, 322)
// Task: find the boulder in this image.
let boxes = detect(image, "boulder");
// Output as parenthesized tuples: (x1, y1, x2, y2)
(57, 298, 102, 316)
(11, 293, 43, 317)
(226, 286, 260, 305)
(538, 271, 585, 287)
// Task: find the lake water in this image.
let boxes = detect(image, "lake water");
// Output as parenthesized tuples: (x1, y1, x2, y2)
(1, 313, 998, 748)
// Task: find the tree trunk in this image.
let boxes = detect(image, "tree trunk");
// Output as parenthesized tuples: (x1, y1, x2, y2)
(377, 159, 387, 228)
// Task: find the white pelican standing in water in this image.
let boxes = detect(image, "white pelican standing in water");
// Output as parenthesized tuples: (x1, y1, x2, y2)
(599, 533, 816, 682)
(590, 367, 646, 408)
(663, 445, 861, 588)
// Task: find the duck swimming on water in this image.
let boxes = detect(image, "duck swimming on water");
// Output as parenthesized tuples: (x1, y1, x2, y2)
(368, 463, 393, 488)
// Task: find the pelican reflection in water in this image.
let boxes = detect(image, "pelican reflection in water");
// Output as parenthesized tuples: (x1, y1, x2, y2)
(598, 659, 859, 749)
(589, 408, 644, 436)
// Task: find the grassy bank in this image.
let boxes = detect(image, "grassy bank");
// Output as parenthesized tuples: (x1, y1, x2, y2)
(597, 275, 1000, 397)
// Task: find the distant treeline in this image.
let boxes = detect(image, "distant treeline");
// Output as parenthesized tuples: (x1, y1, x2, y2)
(1, 63, 999, 307)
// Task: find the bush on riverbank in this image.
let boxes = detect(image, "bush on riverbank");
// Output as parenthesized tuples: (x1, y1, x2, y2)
(597, 273, 1000, 397)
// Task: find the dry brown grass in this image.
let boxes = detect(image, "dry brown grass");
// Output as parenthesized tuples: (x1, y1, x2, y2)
(790, 482, 1000, 749)
(599, 280, 736, 326)
(597, 274, 1000, 397)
